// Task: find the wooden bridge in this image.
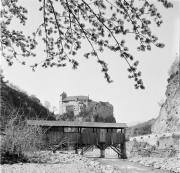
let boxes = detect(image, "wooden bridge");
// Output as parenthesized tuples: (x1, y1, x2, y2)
(27, 120, 128, 159)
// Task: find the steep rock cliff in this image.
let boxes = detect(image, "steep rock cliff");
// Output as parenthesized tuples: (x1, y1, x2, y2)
(77, 100, 116, 123)
(152, 72, 180, 133)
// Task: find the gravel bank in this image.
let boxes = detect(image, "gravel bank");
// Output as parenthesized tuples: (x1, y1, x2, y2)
(0, 151, 118, 173)
(1, 150, 179, 173)
(129, 156, 180, 173)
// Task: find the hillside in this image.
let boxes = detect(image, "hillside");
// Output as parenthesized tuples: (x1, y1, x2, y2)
(0, 74, 55, 130)
(127, 118, 155, 137)
(127, 59, 180, 135)
(152, 70, 180, 133)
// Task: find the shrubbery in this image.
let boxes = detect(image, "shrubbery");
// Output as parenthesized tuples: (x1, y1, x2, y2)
(0, 114, 44, 164)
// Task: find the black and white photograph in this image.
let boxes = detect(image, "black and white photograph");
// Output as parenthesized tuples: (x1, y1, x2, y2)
(0, 0, 180, 172)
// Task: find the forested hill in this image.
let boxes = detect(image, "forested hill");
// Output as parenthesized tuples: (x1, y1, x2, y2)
(0, 74, 55, 131)
(127, 118, 156, 137)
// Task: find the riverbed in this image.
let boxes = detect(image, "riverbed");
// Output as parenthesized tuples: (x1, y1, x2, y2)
(1, 149, 178, 173)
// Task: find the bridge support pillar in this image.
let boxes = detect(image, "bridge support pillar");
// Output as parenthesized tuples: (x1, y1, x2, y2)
(99, 144, 106, 158)
(120, 143, 127, 159)
(75, 148, 78, 154)
(81, 147, 84, 155)
(100, 148, 105, 158)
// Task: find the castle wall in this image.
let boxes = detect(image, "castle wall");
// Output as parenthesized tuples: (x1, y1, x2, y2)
(60, 100, 88, 116)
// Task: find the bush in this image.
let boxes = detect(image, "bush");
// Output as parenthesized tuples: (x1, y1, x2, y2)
(0, 114, 43, 164)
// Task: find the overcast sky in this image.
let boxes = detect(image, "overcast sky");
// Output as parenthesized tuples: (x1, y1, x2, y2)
(1, 0, 180, 125)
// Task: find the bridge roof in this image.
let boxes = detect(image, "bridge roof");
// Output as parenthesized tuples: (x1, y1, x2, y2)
(27, 120, 127, 129)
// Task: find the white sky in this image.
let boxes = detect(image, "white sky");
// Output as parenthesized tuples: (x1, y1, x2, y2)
(1, 0, 180, 125)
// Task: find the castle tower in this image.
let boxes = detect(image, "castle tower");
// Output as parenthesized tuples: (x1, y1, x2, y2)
(59, 92, 67, 115)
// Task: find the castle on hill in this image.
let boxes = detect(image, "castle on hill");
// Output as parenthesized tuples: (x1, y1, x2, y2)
(59, 92, 89, 116)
